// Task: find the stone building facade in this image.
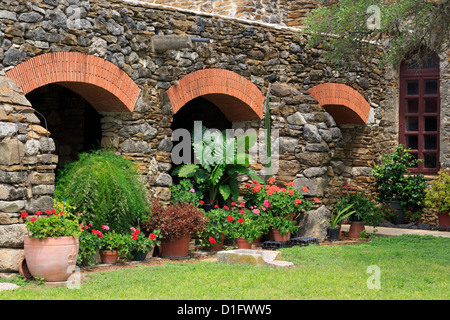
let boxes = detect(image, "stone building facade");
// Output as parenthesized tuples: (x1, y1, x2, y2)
(0, 0, 448, 277)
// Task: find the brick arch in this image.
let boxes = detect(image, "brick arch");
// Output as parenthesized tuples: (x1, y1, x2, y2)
(308, 83, 371, 125)
(167, 69, 265, 121)
(6, 52, 140, 113)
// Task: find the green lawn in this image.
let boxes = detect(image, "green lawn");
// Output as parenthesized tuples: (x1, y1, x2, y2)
(1, 235, 449, 300)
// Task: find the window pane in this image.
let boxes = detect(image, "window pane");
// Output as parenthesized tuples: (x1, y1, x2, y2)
(406, 117, 419, 131)
(424, 116, 437, 131)
(424, 135, 437, 150)
(407, 81, 419, 95)
(425, 80, 438, 95)
(406, 99, 419, 113)
(424, 153, 437, 168)
(406, 135, 418, 150)
(424, 56, 439, 69)
(424, 98, 438, 113)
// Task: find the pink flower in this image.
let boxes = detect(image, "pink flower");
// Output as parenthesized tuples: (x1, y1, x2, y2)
(252, 209, 260, 215)
(214, 205, 219, 209)
(224, 205, 229, 210)
(231, 202, 236, 206)
(263, 200, 271, 208)
(189, 189, 195, 193)
(101, 225, 110, 230)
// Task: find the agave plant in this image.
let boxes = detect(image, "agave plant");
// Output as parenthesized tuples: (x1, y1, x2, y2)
(172, 126, 262, 204)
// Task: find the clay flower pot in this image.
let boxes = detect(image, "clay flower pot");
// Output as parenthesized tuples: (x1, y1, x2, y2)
(272, 228, 291, 242)
(160, 233, 191, 258)
(438, 212, 450, 228)
(236, 237, 252, 249)
(24, 235, 79, 282)
(208, 234, 225, 251)
(348, 221, 365, 238)
(100, 250, 119, 264)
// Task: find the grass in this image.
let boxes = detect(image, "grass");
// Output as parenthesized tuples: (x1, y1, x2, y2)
(1, 235, 449, 300)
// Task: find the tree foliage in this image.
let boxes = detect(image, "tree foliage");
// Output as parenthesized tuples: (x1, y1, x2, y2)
(303, 0, 449, 68)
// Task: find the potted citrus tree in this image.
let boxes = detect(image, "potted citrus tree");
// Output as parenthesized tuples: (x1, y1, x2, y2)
(23, 209, 81, 283)
(425, 170, 450, 228)
(144, 199, 207, 258)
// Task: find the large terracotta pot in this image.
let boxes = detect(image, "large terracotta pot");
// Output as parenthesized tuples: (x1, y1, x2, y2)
(348, 221, 365, 238)
(236, 237, 252, 249)
(438, 212, 450, 228)
(272, 228, 290, 242)
(24, 235, 79, 282)
(160, 233, 191, 258)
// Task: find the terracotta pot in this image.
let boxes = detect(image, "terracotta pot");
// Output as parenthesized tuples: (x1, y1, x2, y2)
(161, 233, 191, 258)
(236, 237, 252, 249)
(252, 237, 261, 245)
(208, 234, 225, 251)
(438, 212, 450, 228)
(272, 228, 291, 242)
(348, 221, 365, 238)
(100, 250, 119, 264)
(24, 235, 79, 282)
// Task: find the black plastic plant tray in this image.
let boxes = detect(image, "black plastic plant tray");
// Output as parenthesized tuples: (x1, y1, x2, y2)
(262, 241, 293, 250)
(290, 237, 319, 246)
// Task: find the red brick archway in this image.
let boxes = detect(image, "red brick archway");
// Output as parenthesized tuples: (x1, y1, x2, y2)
(308, 83, 371, 124)
(6, 52, 140, 113)
(167, 69, 265, 121)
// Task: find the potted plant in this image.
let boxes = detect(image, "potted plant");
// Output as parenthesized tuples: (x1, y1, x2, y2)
(171, 126, 262, 206)
(169, 179, 204, 207)
(244, 178, 312, 241)
(322, 203, 355, 241)
(144, 198, 207, 258)
(127, 227, 161, 261)
(228, 208, 270, 249)
(196, 207, 233, 251)
(77, 222, 103, 266)
(425, 170, 450, 228)
(95, 225, 127, 264)
(23, 209, 81, 282)
(372, 145, 427, 224)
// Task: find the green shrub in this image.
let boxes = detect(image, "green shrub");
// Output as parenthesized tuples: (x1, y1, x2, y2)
(55, 150, 150, 234)
(425, 170, 450, 213)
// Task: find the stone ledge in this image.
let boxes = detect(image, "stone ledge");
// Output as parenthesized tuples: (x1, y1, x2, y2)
(217, 249, 293, 267)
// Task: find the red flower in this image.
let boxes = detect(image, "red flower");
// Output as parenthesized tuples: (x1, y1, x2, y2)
(132, 234, 138, 240)
(231, 202, 236, 206)
(35, 211, 42, 216)
(21, 212, 28, 219)
(314, 198, 320, 203)
(245, 183, 251, 188)
(30, 217, 37, 223)
(214, 205, 219, 209)
(240, 209, 245, 214)
(199, 200, 204, 205)
(251, 186, 261, 193)
(92, 230, 103, 238)
(302, 186, 309, 193)
(295, 198, 302, 205)
(238, 218, 244, 224)
(285, 182, 295, 187)
(227, 216, 234, 222)
(45, 210, 51, 215)
(133, 229, 140, 235)
(224, 205, 229, 210)
(209, 237, 216, 244)
(149, 234, 156, 240)
(288, 189, 294, 195)
(268, 177, 275, 184)
(50, 209, 56, 214)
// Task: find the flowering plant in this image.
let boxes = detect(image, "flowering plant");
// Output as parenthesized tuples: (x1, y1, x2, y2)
(196, 207, 231, 248)
(227, 207, 270, 243)
(23, 209, 82, 240)
(243, 178, 313, 218)
(127, 227, 161, 253)
(89, 224, 127, 253)
(169, 179, 203, 206)
(144, 199, 207, 241)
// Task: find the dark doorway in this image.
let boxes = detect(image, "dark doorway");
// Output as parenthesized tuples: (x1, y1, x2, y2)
(26, 84, 103, 171)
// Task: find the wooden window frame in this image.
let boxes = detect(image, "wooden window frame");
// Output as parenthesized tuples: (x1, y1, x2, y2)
(399, 55, 440, 174)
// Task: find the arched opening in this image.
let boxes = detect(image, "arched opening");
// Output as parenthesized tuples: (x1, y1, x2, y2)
(26, 84, 103, 170)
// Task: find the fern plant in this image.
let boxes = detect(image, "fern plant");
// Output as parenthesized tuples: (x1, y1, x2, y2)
(55, 150, 150, 234)
(172, 126, 262, 204)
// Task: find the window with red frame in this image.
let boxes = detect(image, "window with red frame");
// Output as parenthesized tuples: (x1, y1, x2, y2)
(399, 54, 440, 174)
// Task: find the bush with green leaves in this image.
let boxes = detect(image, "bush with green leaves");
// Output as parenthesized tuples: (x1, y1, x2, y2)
(425, 170, 450, 214)
(55, 150, 151, 234)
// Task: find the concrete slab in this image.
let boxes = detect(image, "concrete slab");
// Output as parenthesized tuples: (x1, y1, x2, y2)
(217, 249, 290, 267)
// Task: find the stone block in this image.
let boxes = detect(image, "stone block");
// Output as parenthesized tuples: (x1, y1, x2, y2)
(151, 35, 193, 52)
(0, 200, 25, 213)
(0, 248, 24, 272)
(0, 224, 26, 248)
(294, 177, 327, 197)
(217, 249, 283, 266)
(297, 205, 330, 240)
(0, 137, 25, 165)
